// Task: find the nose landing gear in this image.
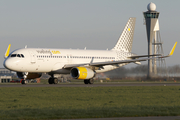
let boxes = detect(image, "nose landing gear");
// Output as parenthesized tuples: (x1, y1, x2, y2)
(21, 72, 28, 84)
(20, 79, 25, 84)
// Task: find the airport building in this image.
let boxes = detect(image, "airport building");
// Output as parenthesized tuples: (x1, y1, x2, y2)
(0, 76, 12, 83)
(0, 68, 14, 83)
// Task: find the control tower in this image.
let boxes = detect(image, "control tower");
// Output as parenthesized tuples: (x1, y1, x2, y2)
(143, 2, 159, 79)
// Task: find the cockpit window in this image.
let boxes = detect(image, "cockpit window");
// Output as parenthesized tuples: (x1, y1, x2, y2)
(21, 54, 24, 58)
(17, 54, 21, 57)
(10, 54, 25, 58)
(11, 54, 16, 57)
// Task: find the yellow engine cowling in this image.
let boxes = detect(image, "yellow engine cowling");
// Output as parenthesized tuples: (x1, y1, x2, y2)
(17, 72, 42, 79)
(70, 67, 95, 79)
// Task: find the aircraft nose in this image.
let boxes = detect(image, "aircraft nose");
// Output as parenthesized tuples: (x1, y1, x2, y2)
(3, 59, 11, 70)
(3, 58, 16, 70)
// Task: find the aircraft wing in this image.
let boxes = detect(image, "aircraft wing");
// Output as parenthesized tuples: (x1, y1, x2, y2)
(63, 42, 177, 69)
(128, 54, 161, 59)
(64, 57, 157, 69)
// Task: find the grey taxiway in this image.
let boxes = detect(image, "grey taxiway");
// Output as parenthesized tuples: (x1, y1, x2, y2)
(0, 83, 180, 87)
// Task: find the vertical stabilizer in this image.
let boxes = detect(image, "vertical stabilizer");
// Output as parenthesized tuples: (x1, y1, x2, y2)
(112, 18, 136, 52)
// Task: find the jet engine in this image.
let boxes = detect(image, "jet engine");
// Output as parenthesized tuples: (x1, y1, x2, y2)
(17, 72, 42, 79)
(70, 67, 95, 79)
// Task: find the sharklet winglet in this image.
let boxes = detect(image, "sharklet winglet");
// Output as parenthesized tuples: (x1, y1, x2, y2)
(161, 42, 177, 58)
(168, 42, 177, 56)
(4, 44, 11, 58)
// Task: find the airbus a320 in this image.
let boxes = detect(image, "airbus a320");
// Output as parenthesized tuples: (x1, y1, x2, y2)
(3, 18, 177, 84)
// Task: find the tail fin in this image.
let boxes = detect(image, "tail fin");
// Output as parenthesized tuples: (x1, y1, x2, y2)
(112, 17, 136, 52)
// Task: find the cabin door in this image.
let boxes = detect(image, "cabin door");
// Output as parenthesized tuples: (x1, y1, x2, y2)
(29, 51, 36, 63)
(67, 54, 72, 64)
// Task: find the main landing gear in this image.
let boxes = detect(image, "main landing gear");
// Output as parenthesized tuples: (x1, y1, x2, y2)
(48, 77, 58, 84)
(84, 79, 94, 84)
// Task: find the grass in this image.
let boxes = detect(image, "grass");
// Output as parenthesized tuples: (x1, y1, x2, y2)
(0, 86, 180, 120)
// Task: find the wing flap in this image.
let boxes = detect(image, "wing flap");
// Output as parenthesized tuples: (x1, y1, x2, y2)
(90, 57, 151, 67)
(128, 54, 161, 59)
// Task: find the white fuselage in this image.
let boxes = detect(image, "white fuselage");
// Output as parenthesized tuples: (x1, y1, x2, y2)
(4, 48, 133, 74)
(3, 18, 137, 78)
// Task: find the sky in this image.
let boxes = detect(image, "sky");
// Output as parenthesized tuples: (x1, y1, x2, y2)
(0, 0, 179, 68)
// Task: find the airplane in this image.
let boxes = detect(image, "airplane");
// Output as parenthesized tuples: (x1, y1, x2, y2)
(3, 17, 177, 84)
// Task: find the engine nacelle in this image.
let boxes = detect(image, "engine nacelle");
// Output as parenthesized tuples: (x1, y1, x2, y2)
(17, 72, 42, 79)
(70, 67, 95, 79)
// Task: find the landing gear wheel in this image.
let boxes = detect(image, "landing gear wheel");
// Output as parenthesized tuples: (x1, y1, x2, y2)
(21, 72, 28, 85)
(21, 80, 25, 84)
(84, 80, 89, 84)
(48, 77, 54, 84)
(88, 79, 94, 84)
(54, 78, 58, 84)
